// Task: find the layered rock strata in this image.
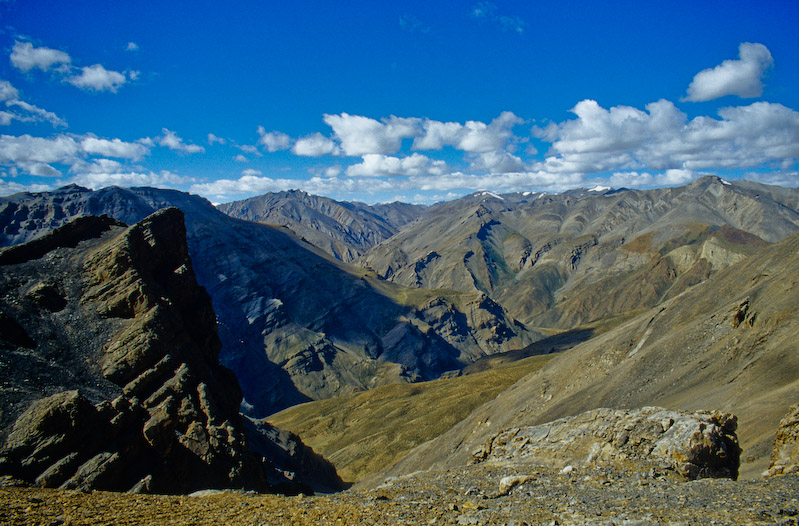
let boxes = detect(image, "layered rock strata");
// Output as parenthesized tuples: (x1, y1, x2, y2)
(0, 209, 343, 494)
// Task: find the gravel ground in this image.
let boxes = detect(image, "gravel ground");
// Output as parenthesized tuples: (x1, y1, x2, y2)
(2, 467, 798, 525)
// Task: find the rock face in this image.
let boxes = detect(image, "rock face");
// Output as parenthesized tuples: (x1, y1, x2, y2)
(0, 185, 536, 416)
(765, 404, 799, 477)
(361, 176, 798, 328)
(0, 209, 343, 494)
(218, 189, 424, 262)
(471, 407, 740, 480)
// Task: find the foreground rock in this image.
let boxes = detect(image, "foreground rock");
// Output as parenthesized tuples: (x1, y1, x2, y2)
(471, 407, 740, 480)
(765, 403, 799, 478)
(2, 469, 798, 525)
(0, 210, 343, 494)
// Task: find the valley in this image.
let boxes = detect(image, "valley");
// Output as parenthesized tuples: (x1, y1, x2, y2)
(1, 177, 798, 524)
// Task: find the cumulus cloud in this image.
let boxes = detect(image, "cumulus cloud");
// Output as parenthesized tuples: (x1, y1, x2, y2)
(159, 128, 205, 154)
(257, 127, 292, 152)
(0, 133, 155, 179)
(683, 43, 773, 102)
(242, 168, 262, 176)
(609, 169, 699, 188)
(10, 41, 71, 73)
(11, 41, 133, 93)
(534, 99, 799, 174)
(346, 153, 449, 177)
(125, 42, 139, 51)
(469, 150, 526, 173)
(412, 112, 523, 152)
(320, 111, 523, 157)
(292, 132, 339, 156)
(323, 113, 419, 156)
(69, 169, 194, 190)
(0, 134, 81, 165)
(67, 64, 128, 92)
(80, 136, 148, 159)
(234, 154, 248, 162)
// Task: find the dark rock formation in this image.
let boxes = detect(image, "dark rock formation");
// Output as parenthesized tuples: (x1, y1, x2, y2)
(765, 404, 799, 477)
(0, 209, 343, 494)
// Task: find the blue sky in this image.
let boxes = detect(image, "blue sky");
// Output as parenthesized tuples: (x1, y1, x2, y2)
(1, 1, 798, 204)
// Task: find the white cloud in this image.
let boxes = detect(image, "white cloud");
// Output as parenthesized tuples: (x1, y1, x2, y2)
(683, 43, 773, 102)
(257, 127, 292, 152)
(80, 136, 149, 159)
(323, 113, 420, 156)
(609, 169, 699, 188)
(238, 144, 259, 154)
(0, 80, 19, 102)
(0, 178, 54, 196)
(18, 162, 61, 177)
(0, 134, 80, 165)
(69, 169, 194, 190)
(413, 112, 523, 153)
(159, 128, 205, 154)
(10, 41, 71, 73)
(469, 150, 526, 173)
(67, 64, 128, 92)
(208, 133, 226, 145)
(126, 42, 139, 52)
(242, 168, 262, 177)
(234, 154, 248, 162)
(292, 132, 339, 156)
(0, 80, 65, 127)
(534, 99, 799, 175)
(4, 99, 66, 127)
(346, 153, 449, 177)
(324, 166, 342, 177)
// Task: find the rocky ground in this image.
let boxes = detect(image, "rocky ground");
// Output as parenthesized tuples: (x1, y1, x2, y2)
(2, 468, 798, 525)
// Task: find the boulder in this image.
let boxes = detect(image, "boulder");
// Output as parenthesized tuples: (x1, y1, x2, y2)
(764, 403, 799, 477)
(471, 407, 740, 480)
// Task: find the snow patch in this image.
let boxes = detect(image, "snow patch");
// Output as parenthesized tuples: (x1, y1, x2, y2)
(720, 179, 731, 186)
(589, 186, 611, 192)
(522, 191, 532, 196)
(480, 191, 504, 200)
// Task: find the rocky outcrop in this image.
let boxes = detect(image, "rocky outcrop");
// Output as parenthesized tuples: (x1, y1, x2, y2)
(471, 407, 740, 480)
(0, 209, 344, 494)
(764, 404, 799, 477)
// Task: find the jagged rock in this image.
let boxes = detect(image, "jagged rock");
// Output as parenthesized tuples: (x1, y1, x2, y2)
(471, 407, 740, 480)
(764, 404, 799, 477)
(0, 209, 345, 495)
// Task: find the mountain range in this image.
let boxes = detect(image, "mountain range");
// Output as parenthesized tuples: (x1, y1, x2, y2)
(0, 184, 534, 417)
(2, 175, 799, 493)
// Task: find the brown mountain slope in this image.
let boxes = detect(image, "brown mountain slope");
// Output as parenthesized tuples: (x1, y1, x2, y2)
(360, 177, 799, 329)
(218, 190, 424, 262)
(375, 231, 799, 482)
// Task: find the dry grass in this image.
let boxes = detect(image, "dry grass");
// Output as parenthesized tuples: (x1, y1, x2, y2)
(268, 353, 554, 482)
